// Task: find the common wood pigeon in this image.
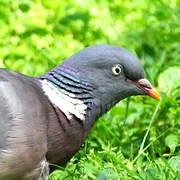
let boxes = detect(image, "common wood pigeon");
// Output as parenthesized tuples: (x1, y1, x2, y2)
(0, 45, 160, 180)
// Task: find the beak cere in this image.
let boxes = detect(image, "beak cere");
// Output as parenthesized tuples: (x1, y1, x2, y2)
(131, 78, 160, 100)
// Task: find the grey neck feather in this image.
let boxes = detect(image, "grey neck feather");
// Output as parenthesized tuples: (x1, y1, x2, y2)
(41, 67, 94, 102)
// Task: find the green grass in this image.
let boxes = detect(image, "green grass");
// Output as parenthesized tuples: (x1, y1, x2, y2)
(0, 0, 179, 179)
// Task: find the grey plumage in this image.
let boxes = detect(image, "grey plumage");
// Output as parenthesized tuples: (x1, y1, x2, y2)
(0, 45, 158, 179)
(0, 69, 48, 180)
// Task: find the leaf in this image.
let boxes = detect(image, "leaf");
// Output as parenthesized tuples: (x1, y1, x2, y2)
(97, 169, 116, 180)
(165, 134, 179, 153)
(158, 67, 180, 94)
(168, 155, 180, 172)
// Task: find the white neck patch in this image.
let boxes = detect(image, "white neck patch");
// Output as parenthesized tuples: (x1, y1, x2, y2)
(40, 79, 87, 121)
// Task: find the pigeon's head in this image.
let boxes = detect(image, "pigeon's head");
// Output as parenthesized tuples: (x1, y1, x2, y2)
(44, 44, 160, 123)
(60, 45, 160, 106)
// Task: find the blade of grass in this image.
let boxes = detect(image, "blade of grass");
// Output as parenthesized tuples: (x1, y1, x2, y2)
(132, 127, 170, 165)
(138, 101, 161, 155)
(123, 97, 131, 125)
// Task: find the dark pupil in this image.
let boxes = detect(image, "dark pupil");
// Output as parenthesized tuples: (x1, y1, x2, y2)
(115, 68, 120, 74)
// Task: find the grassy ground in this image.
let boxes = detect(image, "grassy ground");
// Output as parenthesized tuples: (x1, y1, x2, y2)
(0, 0, 179, 179)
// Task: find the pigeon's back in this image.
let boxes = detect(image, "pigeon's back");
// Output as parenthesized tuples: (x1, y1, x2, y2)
(0, 69, 48, 180)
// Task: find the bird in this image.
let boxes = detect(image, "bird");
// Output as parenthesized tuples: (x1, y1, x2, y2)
(0, 44, 160, 180)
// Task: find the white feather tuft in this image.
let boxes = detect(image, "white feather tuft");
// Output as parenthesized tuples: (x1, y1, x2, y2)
(41, 79, 87, 121)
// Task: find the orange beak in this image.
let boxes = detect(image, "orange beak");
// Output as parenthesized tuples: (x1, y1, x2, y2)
(143, 86, 160, 100)
(131, 79, 160, 100)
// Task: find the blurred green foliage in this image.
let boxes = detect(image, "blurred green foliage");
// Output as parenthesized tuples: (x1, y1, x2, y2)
(0, 0, 179, 179)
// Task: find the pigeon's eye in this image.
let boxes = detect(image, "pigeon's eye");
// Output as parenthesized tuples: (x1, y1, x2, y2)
(112, 65, 122, 75)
